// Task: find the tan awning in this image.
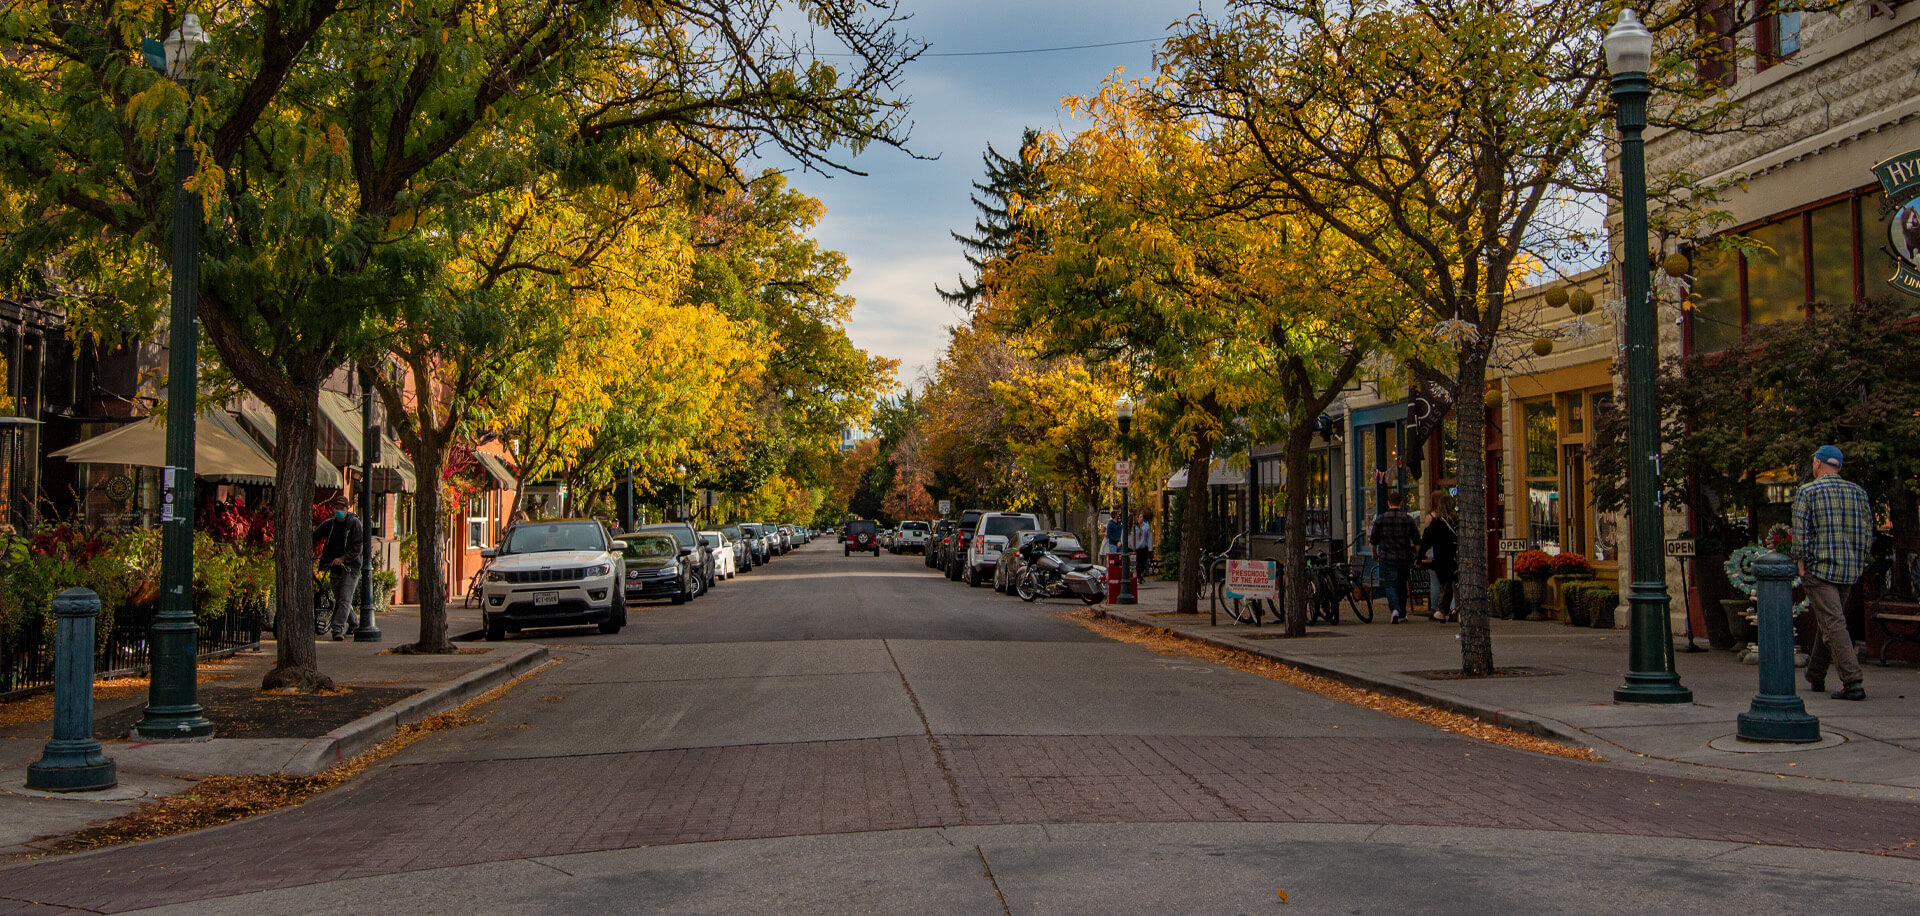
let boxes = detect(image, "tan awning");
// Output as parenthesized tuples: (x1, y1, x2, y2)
(228, 407, 345, 488)
(1163, 459, 1246, 490)
(51, 414, 278, 482)
(316, 389, 416, 493)
(473, 450, 516, 489)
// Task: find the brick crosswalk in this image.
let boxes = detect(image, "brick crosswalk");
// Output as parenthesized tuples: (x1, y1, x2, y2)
(4, 732, 1917, 914)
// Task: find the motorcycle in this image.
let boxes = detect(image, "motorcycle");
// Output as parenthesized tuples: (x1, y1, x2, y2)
(1016, 534, 1104, 605)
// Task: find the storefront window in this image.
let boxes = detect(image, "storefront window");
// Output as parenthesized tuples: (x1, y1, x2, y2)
(1691, 246, 1742, 354)
(1304, 450, 1332, 540)
(1254, 456, 1285, 536)
(1523, 400, 1560, 548)
(1810, 200, 1853, 306)
(1862, 190, 1904, 303)
(1746, 218, 1806, 326)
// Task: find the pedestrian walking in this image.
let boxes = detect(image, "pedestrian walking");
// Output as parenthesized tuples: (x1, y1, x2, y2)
(1793, 445, 1874, 700)
(315, 494, 367, 641)
(1103, 508, 1124, 558)
(1131, 509, 1155, 582)
(1418, 492, 1459, 623)
(1369, 489, 1419, 624)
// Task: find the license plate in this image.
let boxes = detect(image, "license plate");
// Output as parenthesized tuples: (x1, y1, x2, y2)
(533, 591, 559, 606)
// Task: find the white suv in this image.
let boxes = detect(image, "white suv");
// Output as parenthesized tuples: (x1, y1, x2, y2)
(964, 511, 1040, 587)
(480, 519, 626, 641)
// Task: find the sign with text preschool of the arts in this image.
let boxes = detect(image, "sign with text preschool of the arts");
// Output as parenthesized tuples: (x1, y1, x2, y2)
(1226, 559, 1277, 601)
(1872, 149, 1920, 297)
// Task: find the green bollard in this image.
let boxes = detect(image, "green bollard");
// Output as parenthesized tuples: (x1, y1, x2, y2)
(1735, 551, 1821, 743)
(25, 588, 118, 791)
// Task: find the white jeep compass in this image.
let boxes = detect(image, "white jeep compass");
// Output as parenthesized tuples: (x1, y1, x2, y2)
(480, 519, 626, 641)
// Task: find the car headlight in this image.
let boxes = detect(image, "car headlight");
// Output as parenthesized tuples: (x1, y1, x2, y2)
(485, 570, 507, 583)
(587, 564, 612, 578)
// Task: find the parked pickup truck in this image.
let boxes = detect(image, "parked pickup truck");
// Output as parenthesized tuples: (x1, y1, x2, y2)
(894, 520, 930, 554)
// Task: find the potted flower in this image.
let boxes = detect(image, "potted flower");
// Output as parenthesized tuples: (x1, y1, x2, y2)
(1513, 550, 1553, 615)
(1584, 586, 1620, 629)
(1549, 552, 1594, 580)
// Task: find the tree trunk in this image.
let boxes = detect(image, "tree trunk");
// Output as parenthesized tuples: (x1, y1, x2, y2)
(1281, 424, 1315, 637)
(1176, 430, 1214, 615)
(1454, 348, 1493, 676)
(405, 433, 454, 653)
(261, 389, 336, 692)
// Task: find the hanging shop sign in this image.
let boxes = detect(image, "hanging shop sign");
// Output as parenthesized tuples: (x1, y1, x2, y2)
(1871, 150, 1920, 296)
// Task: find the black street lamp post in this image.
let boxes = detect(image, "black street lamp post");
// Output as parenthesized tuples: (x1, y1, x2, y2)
(1606, 8, 1692, 704)
(1116, 397, 1136, 606)
(135, 13, 215, 740)
(355, 366, 381, 642)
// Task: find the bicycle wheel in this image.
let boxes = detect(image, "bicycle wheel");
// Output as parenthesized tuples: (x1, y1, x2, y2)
(1342, 568, 1374, 623)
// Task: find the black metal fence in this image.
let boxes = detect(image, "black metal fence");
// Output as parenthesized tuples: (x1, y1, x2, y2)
(0, 598, 264, 698)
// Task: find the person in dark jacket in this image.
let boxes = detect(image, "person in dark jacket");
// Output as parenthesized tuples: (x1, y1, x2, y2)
(1369, 489, 1420, 623)
(1418, 491, 1459, 623)
(315, 494, 367, 640)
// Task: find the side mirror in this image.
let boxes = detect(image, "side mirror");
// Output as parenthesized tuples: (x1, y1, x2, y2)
(610, 540, 627, 551)
(699, 536, 712, 548)
(480, 548, 497, 559)
(679, 546, 695, 557)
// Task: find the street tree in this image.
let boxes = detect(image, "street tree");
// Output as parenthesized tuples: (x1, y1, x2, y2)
(0, 1, 921, 690)
(1155, 0, 1835, 672)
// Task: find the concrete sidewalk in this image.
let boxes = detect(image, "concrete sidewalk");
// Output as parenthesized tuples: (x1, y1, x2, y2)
(0, 603, 545, 857)
(1103, 580, 1920, 801)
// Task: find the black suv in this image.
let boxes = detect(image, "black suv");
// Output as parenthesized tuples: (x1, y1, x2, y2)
(844, 519, 881, 555)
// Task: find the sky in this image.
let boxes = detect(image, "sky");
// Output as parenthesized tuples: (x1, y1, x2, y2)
(772, 0, 1210, 390)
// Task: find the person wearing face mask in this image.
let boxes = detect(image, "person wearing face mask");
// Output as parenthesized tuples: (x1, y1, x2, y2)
(315, 493, 368, 640)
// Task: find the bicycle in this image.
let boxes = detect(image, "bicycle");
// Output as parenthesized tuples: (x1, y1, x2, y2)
(1305, 551, 1373, 625)
(1205, 533, 1279, 625)
(313, 567, 338, 636)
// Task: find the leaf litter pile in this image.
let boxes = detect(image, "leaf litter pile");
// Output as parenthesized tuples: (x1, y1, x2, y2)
(32, 659, 556, 858)
(0, 657, 242, 730)
(1061, 609, 1599, 761)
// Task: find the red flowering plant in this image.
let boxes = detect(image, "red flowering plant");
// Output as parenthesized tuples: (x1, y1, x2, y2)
(1512, 550, 1554, 581)
(1549, 552, 1594, 578)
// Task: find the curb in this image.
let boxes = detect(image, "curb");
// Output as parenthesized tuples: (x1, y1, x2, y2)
(1098, 607, 1589, 747)
(282, 644, 549, 776)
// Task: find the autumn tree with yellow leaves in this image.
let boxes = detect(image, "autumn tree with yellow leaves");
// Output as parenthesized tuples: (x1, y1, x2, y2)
(0, 0, 921, 690)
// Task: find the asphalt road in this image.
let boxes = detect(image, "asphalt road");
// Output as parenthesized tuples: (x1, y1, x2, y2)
(4, 542, 1918, 914)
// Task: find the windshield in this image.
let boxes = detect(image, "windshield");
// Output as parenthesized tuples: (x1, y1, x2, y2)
(641, 525, 696, 548)
(504, 522, 606, 555)
(981, 516, 1038, 537)
(722, 526, 742, 538)
(622, 535, 679, 561)
(700, 530, 725, 545)
(901, 522, 928, 532)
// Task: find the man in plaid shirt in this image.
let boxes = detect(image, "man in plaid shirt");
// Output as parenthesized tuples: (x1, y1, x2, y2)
(1369, 489, 1420, 624)
(1793, 445, 1874, 701)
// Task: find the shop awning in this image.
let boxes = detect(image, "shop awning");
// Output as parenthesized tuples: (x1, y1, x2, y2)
(315, 390, 416, 493)
(51, 414, 278, 483)
(473, 450, 517, 490)
(228, 407, 345, 488)
(1163, 460, 1246, 490)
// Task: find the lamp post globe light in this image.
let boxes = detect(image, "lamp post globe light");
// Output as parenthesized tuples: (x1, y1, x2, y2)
(1115, 397, 1136, 606)
(135, 12, 216, 739)
(1606, 8, 1691, 704)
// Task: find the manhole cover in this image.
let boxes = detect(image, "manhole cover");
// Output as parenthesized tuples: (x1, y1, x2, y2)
(1403, 666, 1559, 680)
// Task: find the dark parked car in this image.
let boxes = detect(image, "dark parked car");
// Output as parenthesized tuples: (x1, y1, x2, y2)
(636, 522, 715, 591)
(721, 524, 753, 572)
(621, 531, 699, 604)
(926, 519, 955, 568)
(844, 519, 881, 555)
(738, 523, 772, 564)
(944, 509, 986, 581)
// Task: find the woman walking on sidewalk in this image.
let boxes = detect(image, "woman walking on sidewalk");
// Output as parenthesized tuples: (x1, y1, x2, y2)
(1419, 492, 1459, 623)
